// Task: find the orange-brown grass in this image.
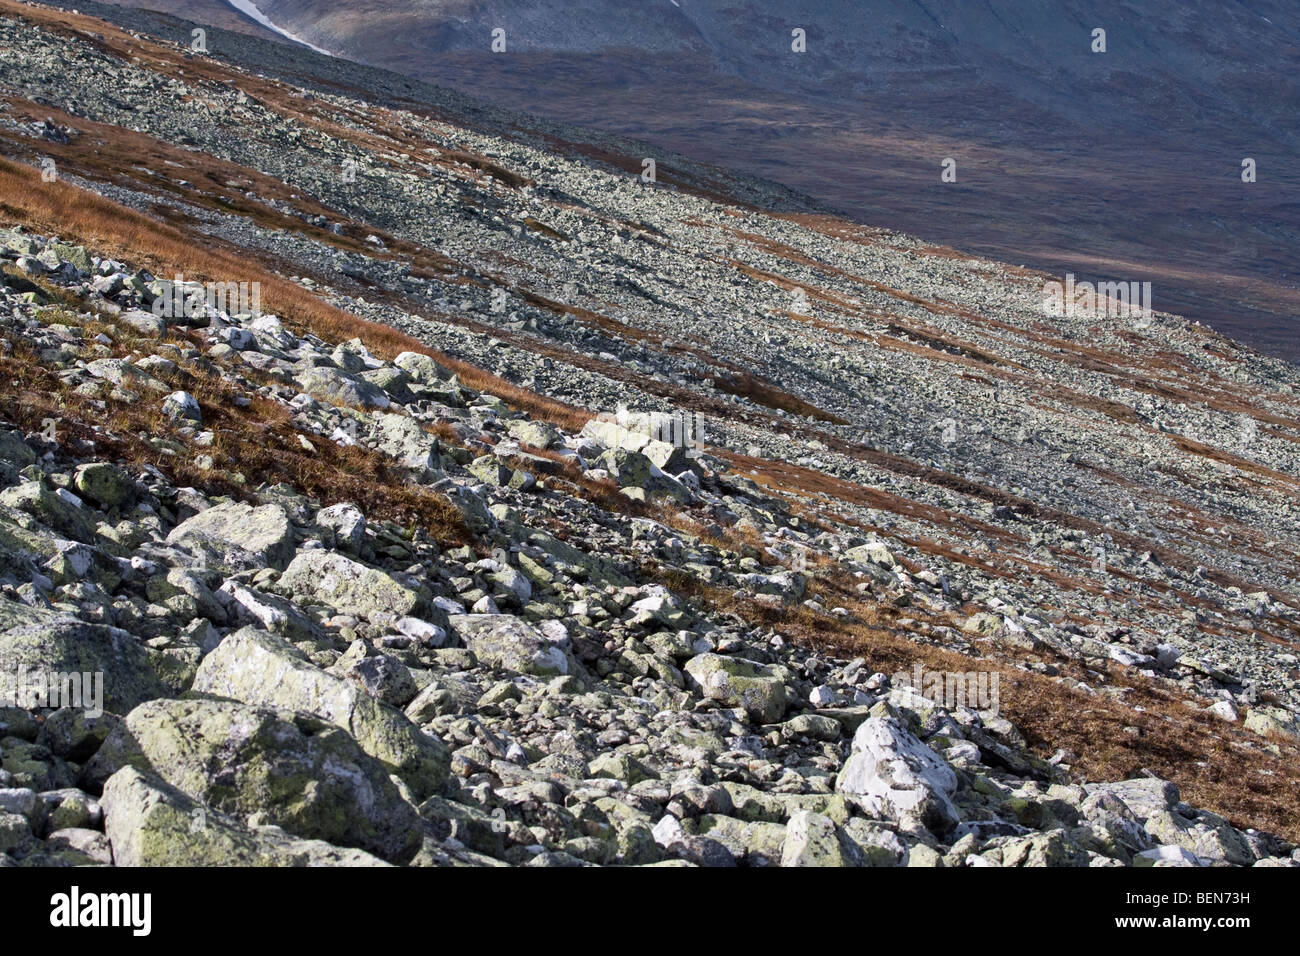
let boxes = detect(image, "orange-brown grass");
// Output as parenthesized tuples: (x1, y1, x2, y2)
(0, 96, 461, 280)
(0, 154, 599, 433)
(0, 328, 467, 541)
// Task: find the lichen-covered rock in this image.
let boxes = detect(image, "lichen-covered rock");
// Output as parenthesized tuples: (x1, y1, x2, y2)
(72, 463, 136, 510)
(162, 390, 201, 422)
(101, 767, 391, 866)
(341, 645, 418, 708)
(85, 358, 166, 393)
(84, 698, 422, 863)
(166, 501, 295, 571)
(38, 707, 122, 762)
(278, 550, 420, 621)
(1142, 807, 1255, 866)
(191, 627, 448, 800)
(468, 455, 534, 491)
(219, 581, 321, 642)
(368, 413, 443, 472)
(0, 481, 95, 543)
(580, 417, 687, 472)
(447, 614, 578, 678)
(1244, 705, 1300, 741)
(0, 620, 166, 714)
(596, 448, 689, 502)
(297, 366, 390, 410)
(443, 485, 497, 536)
(508, 419, 562, 449)
(0, 429, 36, 486)
(844, 540, 898, 568)
(687, 813, 787, 865)
(393, 351, 454, 384)
(683, 654, 788, 723)
(316, 502, 368, 554)
(781, 810, 863, 867)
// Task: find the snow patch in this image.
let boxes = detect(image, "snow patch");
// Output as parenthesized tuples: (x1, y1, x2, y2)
(224, 0, 334, 57)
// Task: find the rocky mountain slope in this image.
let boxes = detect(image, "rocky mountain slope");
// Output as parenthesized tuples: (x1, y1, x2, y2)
(103, 0, 1300, 361)
(0, 0, 1297, 867)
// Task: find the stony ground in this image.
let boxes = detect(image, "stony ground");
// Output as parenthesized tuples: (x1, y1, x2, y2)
(0, 0, 1296, 867)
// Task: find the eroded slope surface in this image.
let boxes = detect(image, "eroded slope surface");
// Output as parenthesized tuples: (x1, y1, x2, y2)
(0, 1, 1297, 867)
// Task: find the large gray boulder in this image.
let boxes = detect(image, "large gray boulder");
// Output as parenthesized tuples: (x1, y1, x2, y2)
(581, 417, 688, 472)
(0, 620, 167, 715)
(393, 351, 455, 384)
(85, 698, 422, 863)
(277, 550, 420, 621)
(368, 413, 443, 472)
(101, 767, 390, 866)
(0, 481, 95, 543)
(84, 359, 166, 393)
(0, 430, 37, 486)
(369, 413, 444, 473)
(73, 463, 137, 510)
(166, 501, 295, 571)
(781, 809, 864, 867)
(447, 615, 578, 678)
(315, 502, 368, 555)
(297, 366, 390, 410)
(191, 628, 448, 799)
(597, 448, 690, 502)
(836, 717, 960, 836)
(507, 419, 562, 450)
(683, 654, 789, 724)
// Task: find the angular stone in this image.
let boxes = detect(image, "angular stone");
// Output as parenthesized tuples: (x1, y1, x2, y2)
(597, 448, 689, 501)
(162, 390, 201, 422)
(101, 767, 390, 866)
(844, 541, 898, 568)
(191, 627, 448, 799)
(836, 717, 959, 835)
(85, 358, 166, 393)
(781, 810, 861, 867)
(0, 429, 36, 485)
(73, 463, 135, 510)
(689, 814, 786, 865)
(85, 698, 422, 863)
(369, 413, 443, 472)
(0, 620, 166, 715)
(447, 614, 578, 678)
(120, 308, 166, 336)
(0, 481, 95, 543)
(508, 420, 562, 449)
(684, 654, 789, 724)
(166, 501, 295, 572)
(393, 351, 454, 384)
(278, 550, 419, 621)
(316, 502, 367, 554)
(298, 366, 390, 410)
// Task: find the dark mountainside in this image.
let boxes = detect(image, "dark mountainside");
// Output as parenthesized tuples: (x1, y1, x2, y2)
(104, 0, 1300, 361)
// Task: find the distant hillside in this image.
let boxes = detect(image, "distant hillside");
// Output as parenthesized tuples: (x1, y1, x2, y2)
(102, 0, 1300, 361)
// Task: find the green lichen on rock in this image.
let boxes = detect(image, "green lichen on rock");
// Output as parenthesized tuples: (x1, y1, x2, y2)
(191, 627, 448, 800)
(101, 767, 391, 867)
(684, 653, 789, 723)
(85, 698, 422, 862)
(278, 550, 420, 620)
